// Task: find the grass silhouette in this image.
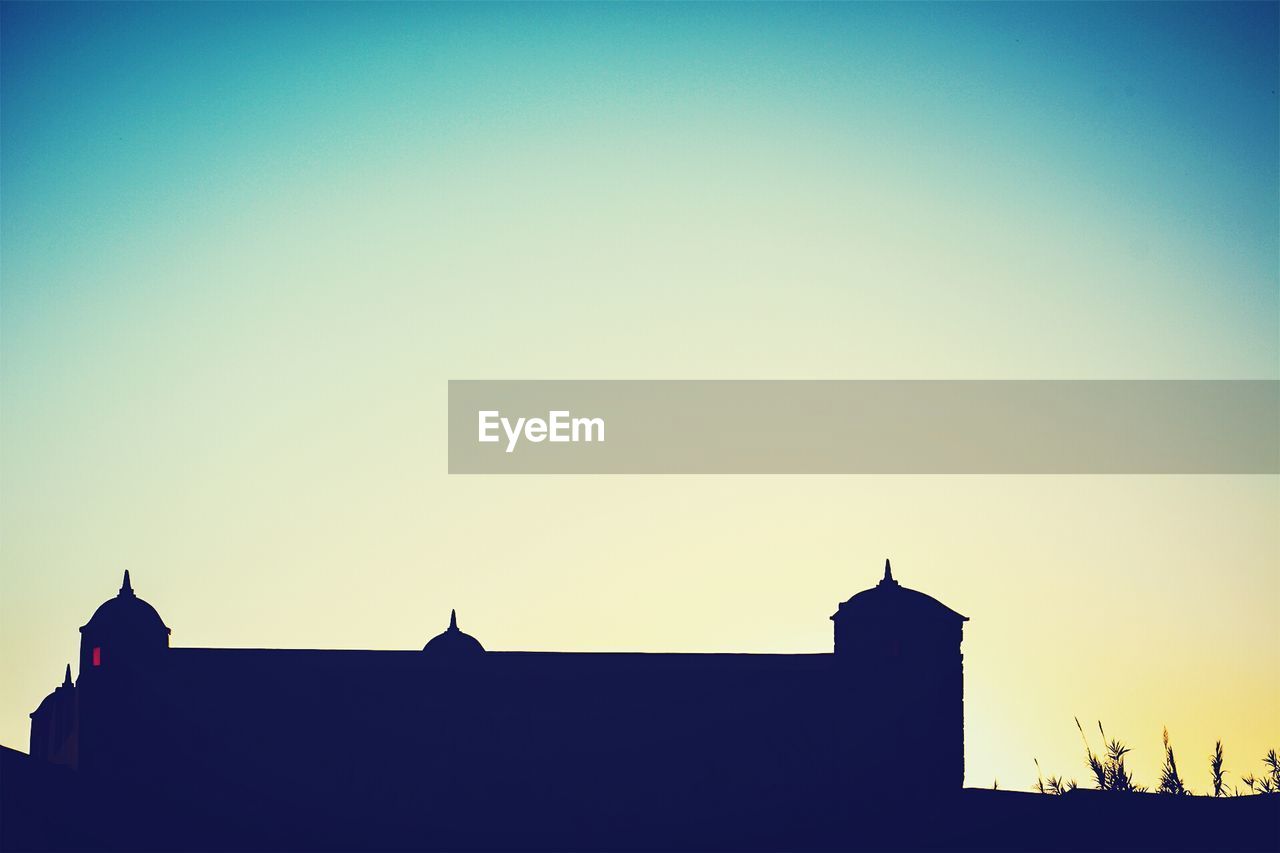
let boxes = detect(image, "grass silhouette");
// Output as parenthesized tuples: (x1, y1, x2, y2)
(1209, 740, 1226, 797)
(1034, 758, 1077, 796)
(1034, 722, 1279, 797)
(1158, 727, 1189, 796)
(1240, 750, 1280, 795)
(1075, 717, 1143, 792)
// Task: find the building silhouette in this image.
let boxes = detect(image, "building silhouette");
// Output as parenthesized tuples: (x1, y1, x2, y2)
(14, 563, 1280, 853)
(26, 561, 973, 848)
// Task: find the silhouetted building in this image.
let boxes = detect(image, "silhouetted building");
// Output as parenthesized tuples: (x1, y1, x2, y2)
(26, 561, 970, 849)
(27, 665, 75, 767)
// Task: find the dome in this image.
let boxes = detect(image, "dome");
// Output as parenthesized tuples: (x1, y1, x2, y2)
(423, 610, 485, 656)
(81, 571, 171, 637)
(29, 666, 73, 719)
(831, 559, 967, 624)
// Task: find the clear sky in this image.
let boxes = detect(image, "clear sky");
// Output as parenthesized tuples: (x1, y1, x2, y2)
(2, 2, 1277, 791)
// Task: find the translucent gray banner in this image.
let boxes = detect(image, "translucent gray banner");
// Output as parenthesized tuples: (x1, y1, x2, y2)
(447, 381, 1279, 474)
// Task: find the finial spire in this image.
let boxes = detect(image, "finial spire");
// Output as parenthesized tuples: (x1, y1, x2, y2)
(120, 570, 134, 597)
(883, 558, 892, 581)
(62, 664, 72, 687)
(449, 609, 458, 631)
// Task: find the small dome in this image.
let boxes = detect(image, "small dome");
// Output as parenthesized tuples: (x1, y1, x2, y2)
(29, 666, 74, 720)
(831, 559, 968, 623)
(423, 609, 485, 656)
(81, 571, 171, 637)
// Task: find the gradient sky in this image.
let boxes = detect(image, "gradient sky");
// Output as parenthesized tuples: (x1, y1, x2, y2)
(2, 2, 1277, 792)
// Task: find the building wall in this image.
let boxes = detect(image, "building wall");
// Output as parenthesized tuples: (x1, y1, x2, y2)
(36, 588, 968, 843)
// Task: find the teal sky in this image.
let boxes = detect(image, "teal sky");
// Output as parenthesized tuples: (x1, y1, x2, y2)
(2, 2, 1277, 790)
(4, 2, 1277, 379)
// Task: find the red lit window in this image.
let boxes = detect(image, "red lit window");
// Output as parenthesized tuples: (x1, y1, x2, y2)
(92, 647, 101, 667)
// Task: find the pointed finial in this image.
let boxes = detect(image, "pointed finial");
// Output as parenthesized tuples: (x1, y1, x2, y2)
(62, 664, 72, 687)
(449, 609, 458, 631)
(120, 570, 134, 597)
(883, 558, 892, 581)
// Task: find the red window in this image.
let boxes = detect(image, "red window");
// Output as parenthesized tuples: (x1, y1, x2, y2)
(92, 647, 101, 667)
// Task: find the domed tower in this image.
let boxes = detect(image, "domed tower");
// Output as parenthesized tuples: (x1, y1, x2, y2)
(831, 559, 968, 790)
(79, 571, 170, 675)
(423, 610, 485, 659)
(29, 664, 77, 766)
(76, 571, 171, 777)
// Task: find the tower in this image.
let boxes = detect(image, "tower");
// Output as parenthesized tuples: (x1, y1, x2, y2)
(75, 571, 171, 776)
(28, 664, 77, 766)
(78, 570, 170, 674)
(831, 559, 968, 789)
